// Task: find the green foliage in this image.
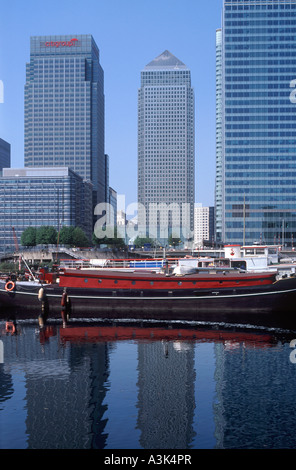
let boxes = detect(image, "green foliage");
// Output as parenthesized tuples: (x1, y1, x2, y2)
(72, 227, 90, 247)
(93, 227, 125, 248)
(168, 233, 182, 247)
(36, 226, 57, 245)
(21, 227, 37, 247)
(0, 261, 17, 273)
(133, 236, 154, 248)
(20, 225, 90, 248)
(59, 226, 75, 245)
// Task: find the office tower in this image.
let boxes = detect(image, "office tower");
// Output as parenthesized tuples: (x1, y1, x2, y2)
(138, 51, 195, 244)
(0, 138, 11, 171)
(215, 29, 223, 244)
(24, 35, 106, 205)
(216, 0, 296, 246)
(0, 168, 93, 252)
(108, 187, 117, 226)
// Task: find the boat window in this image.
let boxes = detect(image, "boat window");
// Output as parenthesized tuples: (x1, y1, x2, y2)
(132, 281, 136, 285)
(114, 280, 118, 284)
(178, 281, 182, 286)
(269, 248, 277, 254)
(84, 279, 88, 283)
(150, 281, 154, 286)
(98, 279, 102, 283)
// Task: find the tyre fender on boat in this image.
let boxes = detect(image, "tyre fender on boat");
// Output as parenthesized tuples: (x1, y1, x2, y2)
(61, 289, 68, 308)
(5, 322, 16, 334)
(38, 287, 44, 301)
(5, 281, 15, 292)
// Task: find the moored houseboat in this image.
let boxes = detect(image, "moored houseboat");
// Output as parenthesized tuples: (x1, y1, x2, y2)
(0, 267, 296, 329)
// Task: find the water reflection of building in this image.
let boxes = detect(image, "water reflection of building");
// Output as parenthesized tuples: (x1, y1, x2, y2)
(1, 327, 111, 449)
(0, 365, 13, 406)
(137, 341, 196, 449)
(214, 342, 296, 449)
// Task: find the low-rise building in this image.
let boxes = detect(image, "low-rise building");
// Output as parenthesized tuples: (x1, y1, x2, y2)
(0, 167, 93, 252)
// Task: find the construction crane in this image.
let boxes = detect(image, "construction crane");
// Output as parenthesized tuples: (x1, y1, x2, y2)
(12, 227, 19, 252)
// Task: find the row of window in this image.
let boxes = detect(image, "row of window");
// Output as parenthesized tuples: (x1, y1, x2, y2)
(225, 234, 295, 243)
(226, 52, 296, 58)
(226, 197, 296, 203)
(225, 20, 296, 26)
(225, 28, 296, 34)
(226, 187, 296, 193)
(226, 163, 296, 169)
(226, 132, 296, 136)
(226, 92, 296, 98)
(225, 148, 296, 153)
(226, 43, 296, 50)
(226, 179, 296, 186)
(226, 115, 296, 121)
(226, 75, 296, 81)
(225, 8, 296, 18)
(226, 101, 296, 107)
(226, 171, 296, 178)
(226, 139, 296, 145)
(226, 108, 296, 114)
(226, 123, 296, 128)
(225, 10, 296, 17)
(226, 59, 296, 66)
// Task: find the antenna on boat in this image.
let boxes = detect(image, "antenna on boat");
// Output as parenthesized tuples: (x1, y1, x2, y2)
(22, 256, 38, 283)
(243, 195, 246, 246)
(163, 245, 169, 275)
(11, 227, 39, 283)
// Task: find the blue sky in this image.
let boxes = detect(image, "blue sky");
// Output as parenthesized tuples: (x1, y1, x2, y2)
(0, 0, 222, 208)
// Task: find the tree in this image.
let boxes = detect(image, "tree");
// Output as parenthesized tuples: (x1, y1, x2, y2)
(36, 226, 57, 245)
(168, 233, 182, 247)
(21, 227, 37, 247)
(72, 227, 90, 247)
(134, 236, 154, 248)
(93, 227, 126, 248)
(59, 226, 75, 245)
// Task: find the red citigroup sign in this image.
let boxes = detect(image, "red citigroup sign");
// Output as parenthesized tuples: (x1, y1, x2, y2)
(41, 38, 80, 48)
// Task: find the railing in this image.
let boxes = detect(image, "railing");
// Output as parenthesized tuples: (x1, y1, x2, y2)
(59, 247, 84, 260)
(59, 258, 179, 270)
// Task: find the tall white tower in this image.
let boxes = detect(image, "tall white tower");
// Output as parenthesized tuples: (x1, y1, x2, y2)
(138, 50, 195, 244)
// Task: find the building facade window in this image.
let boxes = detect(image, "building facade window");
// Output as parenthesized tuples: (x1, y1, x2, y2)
(216, 0, 296, 246)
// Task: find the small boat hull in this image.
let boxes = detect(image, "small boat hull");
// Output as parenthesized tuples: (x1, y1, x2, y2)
(0, 275, 296, 329)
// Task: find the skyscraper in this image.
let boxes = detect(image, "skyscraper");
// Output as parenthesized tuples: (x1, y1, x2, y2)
(24, 35, 106, 206)
(138, 51, 195, 244)
(216, 0, 296, 246)
(215, 29, 223, 244)
(0, 138, 10, 171)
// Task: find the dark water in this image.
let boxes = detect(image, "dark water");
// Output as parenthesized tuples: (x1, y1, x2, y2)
(1, 318, 296, 450)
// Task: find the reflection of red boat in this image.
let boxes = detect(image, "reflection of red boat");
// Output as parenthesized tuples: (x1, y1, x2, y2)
(1, 268, 296, 328)
(58, 324, 276, 349)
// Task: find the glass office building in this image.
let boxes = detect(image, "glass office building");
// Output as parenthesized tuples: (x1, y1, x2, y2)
(24, 35, 106, 206)
(216, 0, 296, 246)
(0, 138, 11, 171)
(0, 168, 93, 252)
(138, 51, 195, 244)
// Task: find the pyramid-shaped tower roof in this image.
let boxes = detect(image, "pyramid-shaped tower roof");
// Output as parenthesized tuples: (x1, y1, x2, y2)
(145, 50, 188, 70)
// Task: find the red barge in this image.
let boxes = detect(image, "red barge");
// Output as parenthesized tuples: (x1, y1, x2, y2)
(1, 266, 296, 329)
